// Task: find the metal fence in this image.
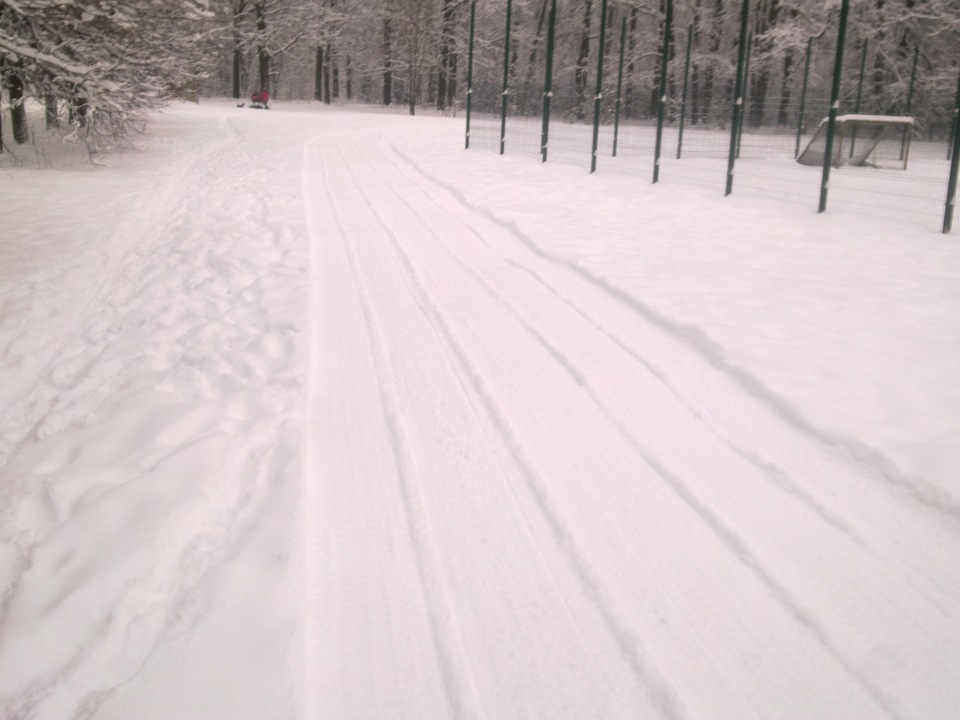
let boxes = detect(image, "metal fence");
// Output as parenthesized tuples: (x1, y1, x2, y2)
(464, 0, 960, 234)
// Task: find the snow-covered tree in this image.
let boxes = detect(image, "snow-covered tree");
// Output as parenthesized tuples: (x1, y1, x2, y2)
(1, 0, 216, 147)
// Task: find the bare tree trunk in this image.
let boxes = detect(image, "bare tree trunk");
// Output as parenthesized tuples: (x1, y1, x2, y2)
(313, 44, 323, 102)
(8, 74, 28, 143)
(346, 55, 352, 100)
(625, 7, 638, 118)
(575, 0, 592, 121)
(232, 0, 246, 99)
(691, 0, 701, 123)
(324, 45, 332, 104)
(778, 49, 792, 126)
(233, 46, 242, 98)
(519, 0, 549, 114)
(45, 95, 59, 129)
(383, 16, 393, 105)
(73, 96, 88, 128)
(446, 53, 457, 109)
(749, 0, 780, 126)
(437, 0, 458, 111)
(650, 0, 665, 117)
(255, 2, 269, 93)
(408, 49, 418, 116)
(701, 0, 724, 125)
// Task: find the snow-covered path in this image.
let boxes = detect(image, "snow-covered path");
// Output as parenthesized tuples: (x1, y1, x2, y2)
(1, 106, 311, 719)
(2, 103, 959, 719)
(303, 119, 960, 719)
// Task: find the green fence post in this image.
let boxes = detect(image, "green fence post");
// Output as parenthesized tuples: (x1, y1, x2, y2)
(819, 0, 850, 214)
(500, 0, 513, 156)
(591, 0, 609, 173)
(653, 0, 673, 183)
(849, 38, 867, 158)
(901, 46, 919, 160)
(726, 0, 750, 196)
(796, 37, 812, 158)
(541, 0, 557, 162)
(465, 0, 476, 150)
(677, 23, 693, 160)
(613, 16, 626, 157)
(944, 68, 960, 233)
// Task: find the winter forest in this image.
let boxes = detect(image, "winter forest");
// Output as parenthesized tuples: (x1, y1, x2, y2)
(1, 0, 959, 150)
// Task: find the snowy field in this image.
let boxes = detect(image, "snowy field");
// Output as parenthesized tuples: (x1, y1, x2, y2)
(1, 100, 959, 719)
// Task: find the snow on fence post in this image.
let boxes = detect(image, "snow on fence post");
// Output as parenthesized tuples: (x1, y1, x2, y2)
(465, 0, 476, 150)
(541, 0, 558, 163)
(725, 0, 750, 196)
(944, 68, 960, 234)
(653, 0, 673, 183)
(796, 38, 812, 159)
(590, 0, 609, 174)
(818, 0, 850, 214)
(612, 16, 626, 158)
(677, 23, 693, 160)
(500, 0, 513, 156)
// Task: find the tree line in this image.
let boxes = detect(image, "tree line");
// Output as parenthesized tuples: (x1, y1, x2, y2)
(2, 0, 958, 148)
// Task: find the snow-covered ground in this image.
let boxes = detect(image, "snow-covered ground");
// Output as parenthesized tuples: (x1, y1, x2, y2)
(1, 100, 959, 719)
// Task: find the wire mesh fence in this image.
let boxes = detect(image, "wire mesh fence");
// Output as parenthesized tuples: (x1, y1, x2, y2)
(462, 0, 960, 234)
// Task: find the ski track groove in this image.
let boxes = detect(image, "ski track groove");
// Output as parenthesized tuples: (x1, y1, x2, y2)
(493, 252, 960, 614)
(376, 137, 912, 720)
(389, 136, 960, 618)
(389, 142, 960, 531)
(300, 120, 960, 720)
(316, 137, 483, 720)
(381, 141, 870, 558)
(345, 135, 702, 720)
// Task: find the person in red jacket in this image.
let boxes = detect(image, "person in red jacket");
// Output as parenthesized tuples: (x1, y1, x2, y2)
(251, 88, 270, 109)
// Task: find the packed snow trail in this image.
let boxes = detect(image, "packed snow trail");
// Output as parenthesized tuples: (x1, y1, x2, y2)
(303, 121, 960, 719)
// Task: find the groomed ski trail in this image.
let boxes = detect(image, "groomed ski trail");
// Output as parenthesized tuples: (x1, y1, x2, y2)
(302, 118, 960, 720)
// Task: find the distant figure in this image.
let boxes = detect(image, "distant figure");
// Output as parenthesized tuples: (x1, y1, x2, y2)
(251, 88, 270, 110)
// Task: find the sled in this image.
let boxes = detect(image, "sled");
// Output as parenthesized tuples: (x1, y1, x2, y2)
(249, 90, 270, 110)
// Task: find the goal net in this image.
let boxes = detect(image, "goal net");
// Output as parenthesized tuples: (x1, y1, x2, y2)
(797, 115, 914, 170)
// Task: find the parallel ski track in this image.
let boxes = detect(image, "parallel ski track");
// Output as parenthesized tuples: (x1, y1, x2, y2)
(387, 140, 960, 604)
(304, 123, 960, 720)
(340, 138, 686, 720)
(395, 129, 960, 663)
(309, 132, 681, 719)
(358, 138, 911, 720)
(397, 141, 960, 531)
(315, 130, 483, 720)
(385, 133, 960, 716)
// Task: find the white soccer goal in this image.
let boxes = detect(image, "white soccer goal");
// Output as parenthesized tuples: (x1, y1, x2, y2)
(797, 114, 914, 170)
